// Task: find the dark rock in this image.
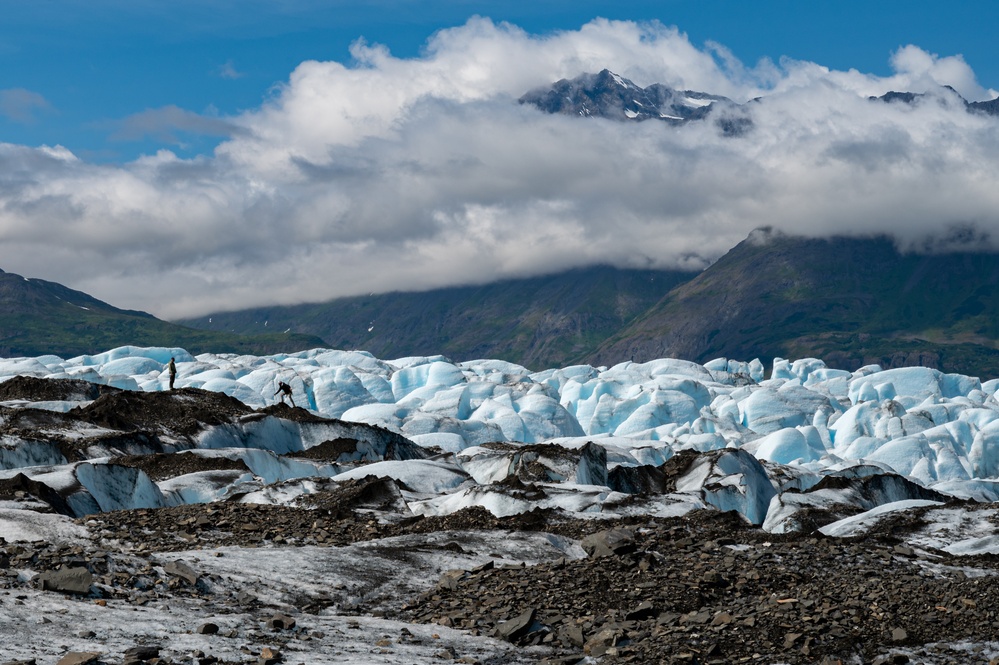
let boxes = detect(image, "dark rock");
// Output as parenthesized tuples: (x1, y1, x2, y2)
(625, 601, 656, 621)
(163, 560, 199, 585)
(873, 655, 910, 665)
(122, 646, 160, 665)
(0, 376, 118, 402)
(580, 527, 637, 558)
(438, 569, 467, 591)
(559, 624, 585, 647)
(265, 613, 296, 630)
(37, 567, 93, 595)
(55, 654, 101, 665)
(0, 473, 75, 516)
(495, 608, 536, 641)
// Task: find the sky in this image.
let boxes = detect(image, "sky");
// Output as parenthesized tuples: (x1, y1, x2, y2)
(1, 1, 998, 319)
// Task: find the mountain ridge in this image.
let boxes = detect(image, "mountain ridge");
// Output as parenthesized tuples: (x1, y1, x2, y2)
(519, 69, 999, 131)
(176, 265, 699, 370)
(591, 229, 999, 376)
(10, 231, 999, 377)
(179, 230, 999, 378)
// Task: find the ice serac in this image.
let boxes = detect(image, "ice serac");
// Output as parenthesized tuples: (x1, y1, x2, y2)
(0, 434, 67, 470)
(763, 470, 950, 533)
(753, 427, 826, 464)
(159, 469, 256, 506)
(740, 383, 839, 435)
(456, 441, 607, 486)
(331, 460, 470, 494)
(676, 449, 776, 525)
(74, 463, 166, 513)
(606, 464, 670, 494)
(847, 367, 981, 407)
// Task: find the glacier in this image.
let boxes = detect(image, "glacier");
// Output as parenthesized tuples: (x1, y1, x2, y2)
(4, 346, 999, 532)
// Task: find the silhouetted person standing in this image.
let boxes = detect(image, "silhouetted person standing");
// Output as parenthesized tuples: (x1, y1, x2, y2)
(274, 381, 295, 407)
(167, 357, 177, 391)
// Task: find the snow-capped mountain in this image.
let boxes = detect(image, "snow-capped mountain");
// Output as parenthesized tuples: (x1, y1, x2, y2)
(521, 69, 999, 130)
(518, 68, 749, 134)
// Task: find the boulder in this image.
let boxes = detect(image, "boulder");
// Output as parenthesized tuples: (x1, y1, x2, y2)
(580, 526, 637, 558)
(37, 567, 93, 595)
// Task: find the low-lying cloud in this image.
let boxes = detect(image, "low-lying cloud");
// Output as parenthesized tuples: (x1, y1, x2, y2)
(1, 18, 998, 319)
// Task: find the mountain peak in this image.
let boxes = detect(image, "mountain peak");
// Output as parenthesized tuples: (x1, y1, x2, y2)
(519, 69, 744, 131)
(593, 68, 634, 88)
(744, 226, 781, 246)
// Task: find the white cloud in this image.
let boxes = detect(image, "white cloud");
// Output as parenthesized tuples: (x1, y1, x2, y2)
(216, 59, 245, 80)
(1, 18, 998, 320)
(888, 45, 989, 100)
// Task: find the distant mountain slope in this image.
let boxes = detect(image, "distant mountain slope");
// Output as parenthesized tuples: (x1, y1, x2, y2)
(0, 268, 326, 358)
(177, 266, 699, 370)
(592, 229, 999, 377)
(969, 97, 999, 116)
(11, 230, 999, 378)
(873, 87, 999, 117)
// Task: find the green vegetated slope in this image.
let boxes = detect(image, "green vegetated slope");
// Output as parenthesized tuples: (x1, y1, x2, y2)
(178, 266, 699, 370)
(11, 231, 999, 377)
(0, 269, 326, 358)
(591, 230, 999, 377)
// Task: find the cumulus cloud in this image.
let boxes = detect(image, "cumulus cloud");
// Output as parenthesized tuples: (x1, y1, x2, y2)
(1, 18, 998, 320)
(0, 88, 52, 123)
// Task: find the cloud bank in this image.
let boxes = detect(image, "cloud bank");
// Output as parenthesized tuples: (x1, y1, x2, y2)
(1, 18, 998, 319)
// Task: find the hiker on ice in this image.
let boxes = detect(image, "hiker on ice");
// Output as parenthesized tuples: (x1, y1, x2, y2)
(167, 357, 177, 390)
(274, 381, 295, 407)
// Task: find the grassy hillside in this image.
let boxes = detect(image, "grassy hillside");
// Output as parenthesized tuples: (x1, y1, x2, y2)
(592, 231, 999, 377)
(13, 231, 999, 378)
(0, 269, 326, 358)
(178, 266, 699, 370)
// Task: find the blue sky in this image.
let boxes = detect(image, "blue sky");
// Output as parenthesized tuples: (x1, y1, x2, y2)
(2, 0, 996, 162)
(1, 1, 998, 319)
